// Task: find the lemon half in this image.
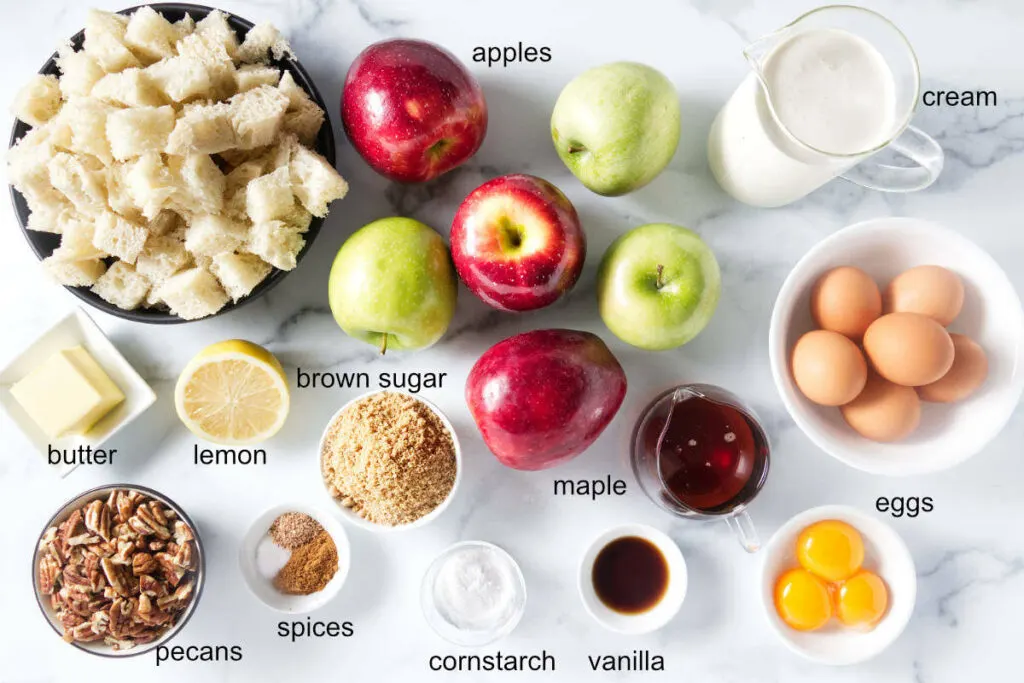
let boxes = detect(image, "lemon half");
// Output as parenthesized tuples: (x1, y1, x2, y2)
(174, 340, 290, 445)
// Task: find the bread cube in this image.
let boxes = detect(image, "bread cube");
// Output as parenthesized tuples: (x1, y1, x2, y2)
(104, 162, 144, 221)
(146, 209, 181, 237)
(83, 10, 140, 73)
(106, 105, 175, 161)
(155, 267, 229, 319)
(54, 218, 108, 261)
(174, 14, 196, 40)
(228, 85, 288, 149)
(236, 65, 280, 92)
(246, 166, 293, 222)
(91, 68, 166, 107)
(135, 234, 190, 283)
(185, 213, 248, 257)
(56, 44, 105, 97)
(211, 252, 272, 301)
(8, 126, 56, 195)
(169, 153, 225, 214)
(237, 21, 294, 63)
(12, 75, 62, 127)
(176, 31, 236, 99)
(166, 102, 235, 155)
(124, 6, 178, 63)
(43, 257, 107, 287)
(25, 197, 75, 234)
(247, 220, 304, 271)
(281, 200, 313, 233)
(277, 72, 324, 145)
(93, 211, 149, 263)
(289, 143, 348, 217)
(145, 55, 212, 102)
(91, 261, 150, 310)
(125, 152, 176, 219)
(63, 96, 114, 164)
(195, 10, 239, 60)
(48, 152, 109, 215)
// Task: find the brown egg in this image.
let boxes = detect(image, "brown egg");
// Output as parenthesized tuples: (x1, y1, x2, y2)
(885, 265, 964, 326)
(863, 313, 955, 386)
(841, 372, 921, 442)
(791, 330, 868, 406)
(918, 334, 988, 403)
(811, 266, 882, 339)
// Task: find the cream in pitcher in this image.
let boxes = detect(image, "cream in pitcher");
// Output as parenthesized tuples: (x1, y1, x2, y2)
(708, 5, 944, 208)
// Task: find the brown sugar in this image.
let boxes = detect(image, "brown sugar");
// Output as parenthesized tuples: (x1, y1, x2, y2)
(320, 392, 457, 526)
(270, 512, 322, 550)
(273, 530, 338, 595)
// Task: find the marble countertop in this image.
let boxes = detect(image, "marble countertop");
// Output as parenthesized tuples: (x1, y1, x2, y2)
(2, 0, 1022, 680)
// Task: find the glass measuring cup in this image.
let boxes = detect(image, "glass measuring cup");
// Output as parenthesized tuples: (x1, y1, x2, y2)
(707, 5, 944, 207)
(630, 385, 770, 552)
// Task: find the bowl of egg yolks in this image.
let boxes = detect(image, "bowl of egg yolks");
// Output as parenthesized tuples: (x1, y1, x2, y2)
(760, 505, 916, 665)
(769, 217, 1024, 476)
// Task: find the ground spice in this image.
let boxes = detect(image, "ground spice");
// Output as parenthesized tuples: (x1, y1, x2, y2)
(270, 512, 321, 550)
(273, 530, 338, 595)
(321, 392, 457, 526)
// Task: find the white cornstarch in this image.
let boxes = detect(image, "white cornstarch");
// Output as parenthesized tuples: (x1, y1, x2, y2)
(433, 546, 520, 631)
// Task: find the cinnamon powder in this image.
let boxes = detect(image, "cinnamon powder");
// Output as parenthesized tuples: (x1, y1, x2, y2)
(273, 530, 338, 595)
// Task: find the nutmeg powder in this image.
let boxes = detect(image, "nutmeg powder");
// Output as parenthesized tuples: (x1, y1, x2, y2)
(273, 530, 338, 595)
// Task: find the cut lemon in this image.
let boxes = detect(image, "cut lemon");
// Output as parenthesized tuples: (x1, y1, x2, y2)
(174, 340, 290, 445)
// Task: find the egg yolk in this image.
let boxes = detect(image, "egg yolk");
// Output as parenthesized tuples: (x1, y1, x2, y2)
(837, 571, 889, 628)
(797, 520, 864, 582)
(774, 568, 832, 631)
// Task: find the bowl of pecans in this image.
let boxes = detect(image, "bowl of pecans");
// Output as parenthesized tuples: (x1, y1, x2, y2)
(32, 484, 204, 657)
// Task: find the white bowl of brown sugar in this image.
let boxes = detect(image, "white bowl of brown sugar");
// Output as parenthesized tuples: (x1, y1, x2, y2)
(319, 390, 462, 532)
(239, 504, 350, 613)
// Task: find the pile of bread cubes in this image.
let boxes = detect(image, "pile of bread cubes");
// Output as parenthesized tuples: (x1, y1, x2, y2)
(7, 7, 348, 320)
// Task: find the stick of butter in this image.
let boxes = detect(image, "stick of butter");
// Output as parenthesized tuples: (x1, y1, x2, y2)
(10, 345, 125, 439)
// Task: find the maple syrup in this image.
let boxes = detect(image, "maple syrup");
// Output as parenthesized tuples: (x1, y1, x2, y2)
(633, 385, 770, 515)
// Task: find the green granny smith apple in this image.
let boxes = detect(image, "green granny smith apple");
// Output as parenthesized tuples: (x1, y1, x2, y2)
(597, 223, 720, 350)
(329, 217, 457, 353)
(551, 62, 681, 196)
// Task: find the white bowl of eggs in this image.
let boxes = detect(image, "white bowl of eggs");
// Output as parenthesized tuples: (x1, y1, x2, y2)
(769, 217, 1024, 476)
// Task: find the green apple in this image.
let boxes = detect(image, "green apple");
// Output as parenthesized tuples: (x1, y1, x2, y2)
(597, 223, 720, 350)
(551, 62, 681, 196)
(329, 217, 457, 353)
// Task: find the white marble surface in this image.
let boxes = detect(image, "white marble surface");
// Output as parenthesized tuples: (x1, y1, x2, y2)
(1, 0, 1022, 680)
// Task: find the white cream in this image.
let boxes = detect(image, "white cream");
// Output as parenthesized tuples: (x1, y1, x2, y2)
(708, 28, 898, 207)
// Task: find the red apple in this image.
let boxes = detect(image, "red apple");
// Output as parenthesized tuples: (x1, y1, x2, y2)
(466, 329, 627, 470)
(341, 39, 488, 183)
(451, 174, 586, 312)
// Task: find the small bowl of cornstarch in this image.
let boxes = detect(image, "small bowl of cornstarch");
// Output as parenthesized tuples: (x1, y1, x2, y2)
(421, 540, 527, 646)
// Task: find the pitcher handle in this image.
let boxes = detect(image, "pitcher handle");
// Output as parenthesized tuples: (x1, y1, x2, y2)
(725, 510, 761, 553)
(840, 124, 944, 193)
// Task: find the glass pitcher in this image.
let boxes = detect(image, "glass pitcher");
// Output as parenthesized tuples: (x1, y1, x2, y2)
(630, 385, 770, 553)
(707, 5, 943, 208)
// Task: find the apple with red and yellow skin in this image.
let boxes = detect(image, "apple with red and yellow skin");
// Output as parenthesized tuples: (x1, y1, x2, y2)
(451, 174, 585, 311)
(466, 329, 627, 471)
(341, 39, 488, 183)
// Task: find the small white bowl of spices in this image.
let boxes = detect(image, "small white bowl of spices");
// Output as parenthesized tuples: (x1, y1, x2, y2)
(319, 390, 462, 532)
(421, 541, 527, 646)
(239, 503, 350, 613)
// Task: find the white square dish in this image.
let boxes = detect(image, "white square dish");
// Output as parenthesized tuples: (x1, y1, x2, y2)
(0, 308, 156, 476)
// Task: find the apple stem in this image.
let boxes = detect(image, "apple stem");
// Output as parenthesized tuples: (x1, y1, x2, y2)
(567, 144, 585, 154)
(656, 264, 665, 289)
(380, 335, 388, 356)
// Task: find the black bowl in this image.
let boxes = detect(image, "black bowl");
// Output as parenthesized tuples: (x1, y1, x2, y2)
(9, 3, 337, 324)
